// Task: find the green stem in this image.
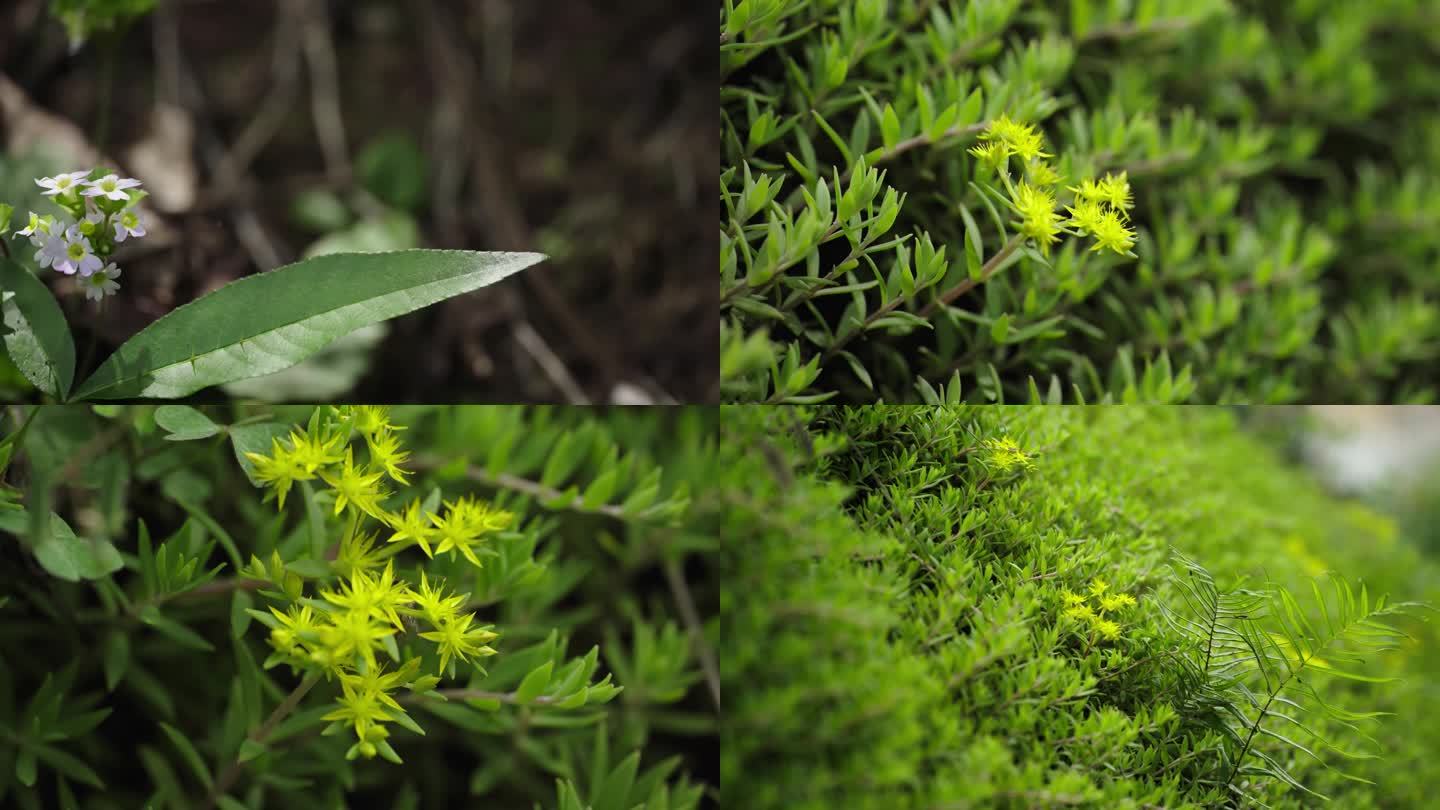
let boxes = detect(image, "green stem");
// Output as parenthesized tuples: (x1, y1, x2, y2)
(202, 674, 320, 810)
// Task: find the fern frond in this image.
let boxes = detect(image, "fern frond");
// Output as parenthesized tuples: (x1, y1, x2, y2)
(1162, 550, 1424, 805)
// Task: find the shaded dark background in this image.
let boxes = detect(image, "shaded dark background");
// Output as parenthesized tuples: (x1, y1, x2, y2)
(0, 0, 716, 403)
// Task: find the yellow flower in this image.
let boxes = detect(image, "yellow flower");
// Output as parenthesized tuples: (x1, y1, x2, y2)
(1064, 198, 1106, 234)
(384, 498, 438, 557)
(323, 676, 398, 743)
(349, 405, 403, 438)
(1089, 578, 1109, 597)
(1067, 177, 1107, 204)
(1063, 604, 1097, 623)
(1088, 210, 1136, 255)
(1026, 161, 1062, 186)
(1061, 590, 1087, 607)
(982, 115, 1051, 162)
(1099, 593, 1137, 612)
(366, 429, 411, 485)
(405, 571, 466, 628)
(430, 496, 512, 568)
(319, 605, 395, 670)
(320, 449, 389, 519)
(268, 604, 322, 655)
(1013, 181, 1060, 253)
(968, 141, 1008, 165)
(286, 428, 346, 474)
(1097, 171, 1133, 212)
(1094, 619, 1121, 640)
(245, 439, 312, 510)
(419, 611, 499, 677)
(982, 437, 1034, 472)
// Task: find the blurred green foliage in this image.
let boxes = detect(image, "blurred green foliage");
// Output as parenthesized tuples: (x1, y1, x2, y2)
(721, 405, 1440, 807)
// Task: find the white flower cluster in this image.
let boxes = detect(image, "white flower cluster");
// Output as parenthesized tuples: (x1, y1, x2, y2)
(17, 170, 148, 302)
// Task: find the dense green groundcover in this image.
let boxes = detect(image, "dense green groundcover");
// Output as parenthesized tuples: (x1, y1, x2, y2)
(0, 405, 717, 809)
(721, 405, 1440, 808)
(721, 0, 1440, 403)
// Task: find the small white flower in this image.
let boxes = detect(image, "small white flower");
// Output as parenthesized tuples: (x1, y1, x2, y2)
(81, 174, 143, 202)
(113, 209, 147, 242)
(83, 264, 122, 301)
(35, 171, 90, 197)
(34, 230, 68, 270)
(54, 226, 103, 276)
(16, 212, 53, 246)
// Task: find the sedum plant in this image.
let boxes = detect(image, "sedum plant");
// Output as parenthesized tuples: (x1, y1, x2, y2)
(721, 0, 1440, 404)
(0, 405, 714, 809)
(720, 405, 1438, 808)
(1, 171, 545, 402)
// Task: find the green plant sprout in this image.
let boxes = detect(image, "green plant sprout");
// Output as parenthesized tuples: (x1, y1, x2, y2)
(0, 171, 545, 402)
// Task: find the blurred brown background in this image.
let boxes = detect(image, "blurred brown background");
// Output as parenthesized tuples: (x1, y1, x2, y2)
(0, 0, 716, 403)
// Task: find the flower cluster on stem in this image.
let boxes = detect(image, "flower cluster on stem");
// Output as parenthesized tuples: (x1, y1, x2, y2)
(10, 169, 148, 301)
(242, 406, 511, 761)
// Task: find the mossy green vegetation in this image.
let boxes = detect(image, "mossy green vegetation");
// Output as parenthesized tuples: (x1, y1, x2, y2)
(721, 406, 1440, 808)
(721, 1, 1440, 403)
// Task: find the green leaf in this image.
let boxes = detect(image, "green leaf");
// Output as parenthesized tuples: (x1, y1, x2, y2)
(32, 513, 123, 581)
(357, 133, 429, 212)
(237, 739, 267, 763)
(71, 250, 546, 399)
(14, 748, 35, 788)
(1, 258, 75, 399)
(230, 422, 291, 486)
(285, 558, 331, 579)
(102, 631, 130, 691)
(158, 722, 213, 789)
(231, 590, 253, 639)
(138, 605, 215, 651)
(154, 405, 220, 441)
(32, 744, 103, 789)
(516, 660, 554, 705)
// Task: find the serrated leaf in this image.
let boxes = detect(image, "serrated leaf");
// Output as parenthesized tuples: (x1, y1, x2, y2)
(71, 250, 545, 399)
(0, 258, 75, 399)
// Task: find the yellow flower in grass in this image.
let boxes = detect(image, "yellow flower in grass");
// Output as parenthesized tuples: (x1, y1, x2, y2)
(420, 611, 499, 677)
(405, 571, 467, 628)
(430, 496, 513, 568)
(366, 429, 412, 485)
(982, 437, 1034, 472)
(1087, 210, 1136, 256)
(385, 498, 438, 557)
(1013, 180, 1060, 253)
(1099, 593, 1137, 612)
(321, 448, 389, 519)
(246, 440, 311, 510)
(269, 604, 322, 655)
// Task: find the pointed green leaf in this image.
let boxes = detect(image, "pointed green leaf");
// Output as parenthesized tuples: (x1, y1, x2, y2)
(72, 250, 545, 399)
(515, 660, 554, 705)
(158, 722, 213, 788)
